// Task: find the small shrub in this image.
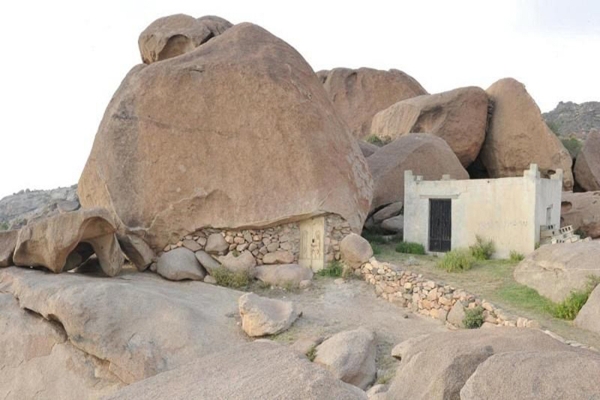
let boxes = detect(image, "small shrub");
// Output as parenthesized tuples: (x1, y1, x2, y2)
(211, 268, 250, 289)
(395, 242, 425, 255)
(561, 137, 582, 159)
(371, 243, 382, 256)
(550, 275, 600, 320)
(306, 346, 317, 362)
(317, 260, 344, 278)
(469, 235, 495, 260)
(509, 251, 524, 263)
(463, 306, 485, 329)
(365, 135, 390, 147)
(437, 249, 475, 272)
(362, 231, 387, 244)
(0, 222, 8, 231)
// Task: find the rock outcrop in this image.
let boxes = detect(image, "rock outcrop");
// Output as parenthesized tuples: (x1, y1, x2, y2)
(513, 241, 600, 303)
(370, 87, 489, 167)
(358, 140, 379, 158)
(13, 208, 124, 276)
(482, 78, 573, 189)
(105, 342, 368, 400)
(575, 284, 600, 334)
(314, 327, 377, 390)
(0, 267, 245, 385)
(561, 191, 600, 239)
(79, 23, 372, 251)
(574, 131, 600, 191)
(0, 230, 18, 267)
(367, 133, 468, 210)
(138, 14, 232, 64)
(238, 293, 300, 337)
(386, 328, 584, 400)
(319, 68, 427, 138)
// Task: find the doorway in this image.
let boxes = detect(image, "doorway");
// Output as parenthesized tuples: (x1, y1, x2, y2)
(299, 216, 325, 272)
(429, 199, 452, 252)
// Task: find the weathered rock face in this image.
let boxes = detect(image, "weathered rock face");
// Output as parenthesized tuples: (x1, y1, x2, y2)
(460, 350, 600, 400)
(0, 230, 18, 267)
(340, 233, 373, 269)
(370, 87, 489, 167)
(319, 68, 427, 139)
(0, 292, 124, 399)
(156, 247, 206, 281)
(314, 327, 377, 390)
(561, 191, 600, 239)
(386, 328, 580, 400)
(367, 133, 468, 210)
(574, 131, 600, 191)
(0, 267, 245, 385)
(513, 241, 600, 303)
(575, 284, 600, 334)
(0, 185, 79, 230)
(238, 292, 300, 337)
(105, 342, 368, 400)
(138, 14, 232, 64)
(13, 208, 124, 276)
(482, 78, 573, 189)
(358, 140, 379, 158)
(79, 23, 372, 251)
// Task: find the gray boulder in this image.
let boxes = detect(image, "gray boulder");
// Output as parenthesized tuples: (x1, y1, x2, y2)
(156, 248, 206, 281)
(205, 233, 228, 254)
(254, 264, 313, 287)
(218, 250, 256, 274)
(372, 201, 403, 223)
(238, 293, 300, 337)
(314, 327, 377, 389)
(194, 250, 221, 274)
(447, 301, 466, 328)
(575, 284, 600, 334)
(104, 341, 368, 400)
(0, 230, 18, 267)
(340, 233, 373, 269)
(118, 234, 155, 271)
(380, 215, 403, 234)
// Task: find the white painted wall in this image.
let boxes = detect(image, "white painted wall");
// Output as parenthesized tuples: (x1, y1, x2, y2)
(404, 165, 562, 259)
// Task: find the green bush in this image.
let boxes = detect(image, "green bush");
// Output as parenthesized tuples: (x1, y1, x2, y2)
(211, 268, 251, 289)
(561, 137, 582, 159)
(437, 249, 475, 272)
(365, 135, 389, 147)
(509, 251, 524, 263)
(371, 243, 382, 256)
(362, 231, 387, 244)
(0, 222, 8, 231)
(306, 346, 317, 362)
(463, 306, 485, 329)
(550, 276, 600, 320)
(469, 235, 495, 260)
(546, 121, 561, 136)
(395, 242, 425, 255)
(317, 260, 344, 278)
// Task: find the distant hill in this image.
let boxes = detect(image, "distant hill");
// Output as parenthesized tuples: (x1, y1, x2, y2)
(543, 101, 600, 140)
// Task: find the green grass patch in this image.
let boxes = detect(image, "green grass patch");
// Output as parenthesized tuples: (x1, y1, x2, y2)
(365, 134, 389, 147)
(362, 231, 387, 244)
(371, 243, 382, 256)
(495, 282, 555, 314)
(317, 260, 344, 278)
(395, 242, 425, 255)
(0, 222, 8, 231)
(469, 235, 495, 261)
(306, 345, 317, 362)
(211, 268, 251, 289)
(437, 249, 475, 272)
(550, 276, 600, 320)
(463, 306, 484, 329)
(509, 251, 524, 263)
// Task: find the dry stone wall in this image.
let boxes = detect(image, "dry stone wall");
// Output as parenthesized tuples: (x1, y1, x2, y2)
(325, 215, 352, 263)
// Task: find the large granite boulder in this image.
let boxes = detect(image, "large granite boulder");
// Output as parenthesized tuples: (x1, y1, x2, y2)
(367, 133, 468, 210)
(319, 68, 427, 138)
(460, 350, 600, 400)
(138, 14, 232, 64)
(0, 292, 123, 399)
(513, 241, 600, 303)
(156, 248, 206, 281)
(386, 328, 580, 400)
(574, 284, 600, 334)
(340, 233, 373, 269)
(238, 292, 300, 337)
(0, 267, 245, 385)
(79, 23, 372, 251)
(574, 131, 600, 191)
(561, 191, 600, 239)
(105, 342, 368, 400)
(314, 327, 377, 389)
(13, 208, 124, 276)
(482, 78, 573, 189)
(370, 87, 489, 167)
(0, 230, 18, 267)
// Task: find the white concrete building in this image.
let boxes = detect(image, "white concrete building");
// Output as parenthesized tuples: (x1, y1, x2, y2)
(403, 164, 562, 258)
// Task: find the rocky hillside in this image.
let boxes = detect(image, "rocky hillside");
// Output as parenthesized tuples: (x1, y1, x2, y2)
(0, 185, 79, 229)
(543, 101, 600, 139)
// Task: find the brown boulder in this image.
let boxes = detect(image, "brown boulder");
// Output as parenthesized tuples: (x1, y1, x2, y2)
(79, 23, 372, 251)
(367, 134, 468, 210)
(138, 14, 232, 64)
(482, 78, 573, 189)
(0, 230, 18, 267)
(319, 68, 427, 138)
(370, 87, 489, 167)
(574, 131, 600, 191)
(13, 208, 124, 276)
(561, 191, 600, 239)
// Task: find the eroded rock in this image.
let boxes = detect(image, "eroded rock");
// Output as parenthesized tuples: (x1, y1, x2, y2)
(238, 293, 300, 337)
(574, 131, 600, 191)
(254, 264, 313, 287)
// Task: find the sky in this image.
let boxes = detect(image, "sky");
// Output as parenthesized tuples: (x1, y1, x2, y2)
(0, 0, 599, 199)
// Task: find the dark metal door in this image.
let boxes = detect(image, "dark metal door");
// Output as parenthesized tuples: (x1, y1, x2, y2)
(429, 199, 451, 252)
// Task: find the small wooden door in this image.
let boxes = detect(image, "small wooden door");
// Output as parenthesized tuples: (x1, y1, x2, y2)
(429, 199, 452, 252)
(299, 217, 325, 272)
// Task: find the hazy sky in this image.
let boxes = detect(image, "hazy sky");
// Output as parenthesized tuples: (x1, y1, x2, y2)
(0, 0, 599, 199)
